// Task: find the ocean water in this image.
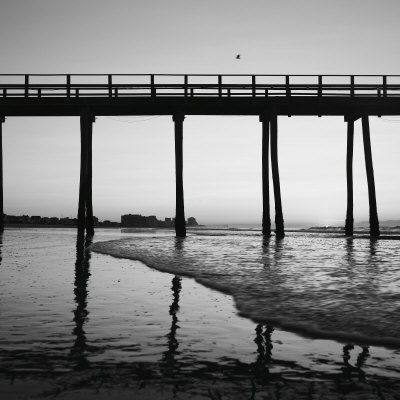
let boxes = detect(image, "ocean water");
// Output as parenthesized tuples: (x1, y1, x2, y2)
(93, 229, 400, 348)
(1, 227, 400, 399)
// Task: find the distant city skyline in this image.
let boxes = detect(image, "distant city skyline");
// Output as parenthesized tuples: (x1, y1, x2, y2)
(1, 0, 400, 226)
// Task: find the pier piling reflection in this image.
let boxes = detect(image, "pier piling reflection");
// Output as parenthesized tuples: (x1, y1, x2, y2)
(162, 275, 182, 377)
(70, 233, 92, 370)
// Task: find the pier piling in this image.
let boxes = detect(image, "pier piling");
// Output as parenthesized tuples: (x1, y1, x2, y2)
(270, 114, 285, 238)
(173, 114, 186, 237)
(0, 116, 4, 231)
(345, 118, 354, 236)
(362, 116, 380, 237)
(78, 114, 95, 235)
(260, 114, 271, 236)
(78, 115, 89, 234)
(85, 115, 95, 236)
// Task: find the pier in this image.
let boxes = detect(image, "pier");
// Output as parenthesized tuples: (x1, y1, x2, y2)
(1, 73, 400, 237)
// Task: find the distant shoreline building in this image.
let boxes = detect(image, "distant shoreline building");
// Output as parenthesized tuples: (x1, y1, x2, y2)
(121, 214, 198, 228)
(3, 213, 199, 229)
(3, 214, 119, 227)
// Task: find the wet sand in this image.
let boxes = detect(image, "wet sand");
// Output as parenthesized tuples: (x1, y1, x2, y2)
(1, 229, 400, 399)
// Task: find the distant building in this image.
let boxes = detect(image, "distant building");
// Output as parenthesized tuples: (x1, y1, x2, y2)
(187, 217, 198, 227)
(60, 217, 74, 225)
(30, 216, 41, 224)
(147, 215, 158, 227)
(121, 213, 199, 228)
(121, 214, 147, 227)
(164, 217, 172, 227)
(3, 214, 117, 227)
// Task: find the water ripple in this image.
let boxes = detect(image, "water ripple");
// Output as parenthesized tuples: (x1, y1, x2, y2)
(92, 232, 400, 347)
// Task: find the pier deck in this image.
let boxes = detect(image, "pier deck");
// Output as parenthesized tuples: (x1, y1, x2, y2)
(1, 74, 400, 116)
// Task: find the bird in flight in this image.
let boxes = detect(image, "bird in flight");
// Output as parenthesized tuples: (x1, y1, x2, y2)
(236, 54, 241, 59)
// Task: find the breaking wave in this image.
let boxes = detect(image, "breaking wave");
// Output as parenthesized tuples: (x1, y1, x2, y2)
(91, 232, 400, 348)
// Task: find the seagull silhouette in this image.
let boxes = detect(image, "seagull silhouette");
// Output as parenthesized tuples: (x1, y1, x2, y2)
(236, 54, 241, 59)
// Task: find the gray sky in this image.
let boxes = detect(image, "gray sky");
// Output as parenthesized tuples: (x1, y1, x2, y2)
(1, 0, 400, 225)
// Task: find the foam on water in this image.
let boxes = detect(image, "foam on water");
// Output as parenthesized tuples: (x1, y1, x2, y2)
(92, 231, 400, 348)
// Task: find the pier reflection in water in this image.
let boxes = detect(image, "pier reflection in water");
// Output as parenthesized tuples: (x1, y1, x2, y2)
(0, 229, 400, 398)
(70, 233, 92, 370)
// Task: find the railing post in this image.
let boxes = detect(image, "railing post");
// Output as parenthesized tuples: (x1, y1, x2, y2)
(24, 75, 29, 98)
(252, 75, 256, 98)
(345, 117, 354, 236)
(218, 75, 222, 98)
(270, 113, 284, 238)
(285, 75, 290, 97)
(383, 75, 387, 97)
(108, 74, 113, 98)
(260, 114, 271, 236)
(362, 116, 380, 237)
(151, 74, 156, 98)
(184, 75, 188, 98)
(350, 75, 355, 98)
(66, 75, 71, 98)
(173, 113, 186, 237)
(318, 75, 322, 98)
(0, 116, 4, 231)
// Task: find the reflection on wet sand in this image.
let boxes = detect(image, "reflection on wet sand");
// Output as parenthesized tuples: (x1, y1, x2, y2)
(161, 275, 182, 379)
(0, 232, 3, 265)
(70, 233, 92, 370)
(1, 230, 400, 399)
(342, 344, 370, 381)
(253, 324, 274, 383)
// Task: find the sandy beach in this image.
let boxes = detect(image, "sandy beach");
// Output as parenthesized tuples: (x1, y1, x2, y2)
(1, 228, 400, 399)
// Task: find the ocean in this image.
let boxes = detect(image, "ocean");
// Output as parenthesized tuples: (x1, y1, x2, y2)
(1, 227, 400, 399)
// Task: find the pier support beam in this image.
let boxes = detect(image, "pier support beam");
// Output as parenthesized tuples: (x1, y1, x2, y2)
(345, 118, 354, 236)
(362, 116, 380, 237)
(173, 114, 186, 237)
(0, 117, 4, 231)
(270, 114, 285, 238)
(78, 114, 95, 236)
(85, 116, 94, 236)
(260, 114, 271, 236)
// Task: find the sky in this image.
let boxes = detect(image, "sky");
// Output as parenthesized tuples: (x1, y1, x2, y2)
(1, 0, 400, 226)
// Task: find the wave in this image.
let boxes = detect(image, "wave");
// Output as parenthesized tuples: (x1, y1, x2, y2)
(91, 233, 400, 348)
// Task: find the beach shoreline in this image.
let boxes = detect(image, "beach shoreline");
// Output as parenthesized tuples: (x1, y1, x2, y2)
(1, 228, 400, 399)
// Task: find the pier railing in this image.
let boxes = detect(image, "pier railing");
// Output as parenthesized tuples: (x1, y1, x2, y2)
(1, 74, 400, 99)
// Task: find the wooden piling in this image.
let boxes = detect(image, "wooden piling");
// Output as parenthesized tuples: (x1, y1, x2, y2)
(85, 115, 95, 236)
(173, 114, 186, 237)
(270, 114, 285, 238)
(361, 116, 380, 237)
(0, 117, 4, 231)
(345, 118, 354, 236)
(260, 114, 271, 236)
(78, 115, 89, 234)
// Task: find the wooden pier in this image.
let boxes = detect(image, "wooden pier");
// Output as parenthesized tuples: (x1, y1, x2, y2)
(1, 73, 400, 237)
